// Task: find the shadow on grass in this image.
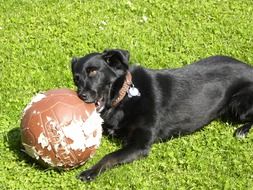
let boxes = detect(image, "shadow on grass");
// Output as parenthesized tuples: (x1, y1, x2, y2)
(6, 127, 122, 173)
(5, 127, 50, 171)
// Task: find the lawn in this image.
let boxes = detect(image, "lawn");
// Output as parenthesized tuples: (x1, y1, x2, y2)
(1, 0, 253, 189)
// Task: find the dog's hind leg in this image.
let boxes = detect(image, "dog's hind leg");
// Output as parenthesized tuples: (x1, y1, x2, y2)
(234, 122, 253, 138)
(225, 83, 253, 138)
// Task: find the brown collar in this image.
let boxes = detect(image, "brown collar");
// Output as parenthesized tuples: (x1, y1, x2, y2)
(111, 71, 132, 107)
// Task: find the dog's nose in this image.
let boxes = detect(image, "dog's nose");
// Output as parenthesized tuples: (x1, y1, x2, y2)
(79, 93, 88, 101)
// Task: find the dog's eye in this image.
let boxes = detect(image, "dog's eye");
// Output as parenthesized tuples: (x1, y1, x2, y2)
(87, 67, 97, 77)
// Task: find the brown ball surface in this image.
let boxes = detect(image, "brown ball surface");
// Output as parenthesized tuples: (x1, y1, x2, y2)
(20, 88, 103, 170)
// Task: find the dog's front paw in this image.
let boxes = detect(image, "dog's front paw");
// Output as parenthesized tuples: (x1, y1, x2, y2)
(77, 169, 98, 182)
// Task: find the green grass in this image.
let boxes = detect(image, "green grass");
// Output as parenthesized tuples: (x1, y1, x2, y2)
(1, 0, 253, 189)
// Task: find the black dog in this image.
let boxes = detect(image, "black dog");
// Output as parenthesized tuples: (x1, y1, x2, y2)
(71, 49, 253, 182)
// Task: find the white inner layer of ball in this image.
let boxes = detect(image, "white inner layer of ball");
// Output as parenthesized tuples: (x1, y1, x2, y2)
(37, 110, 104, 152)
(22, 93, 46, 116)
(61, 110, 103, 150)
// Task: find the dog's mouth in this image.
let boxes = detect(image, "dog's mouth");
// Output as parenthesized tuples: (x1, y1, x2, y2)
(95, 97, 105, 113)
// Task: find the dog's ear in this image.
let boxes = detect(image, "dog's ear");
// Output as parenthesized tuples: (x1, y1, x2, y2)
(102, 49, 130, 73)
(71, 57, 78, 73)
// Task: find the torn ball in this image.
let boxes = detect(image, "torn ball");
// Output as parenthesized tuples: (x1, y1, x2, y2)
(20, 88, 103, 170)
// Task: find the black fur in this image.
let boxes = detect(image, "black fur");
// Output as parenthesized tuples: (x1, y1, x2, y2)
(71, 49, 253, 181)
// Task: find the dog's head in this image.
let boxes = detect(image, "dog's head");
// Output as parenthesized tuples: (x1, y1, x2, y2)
(71, 49, 130, 112)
